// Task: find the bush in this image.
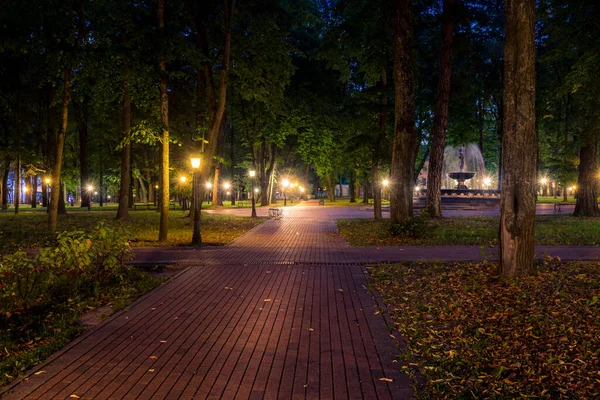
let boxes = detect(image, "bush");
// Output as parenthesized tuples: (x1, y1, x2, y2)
(387, 215, 427, 238)
(0, 223, 132, 314)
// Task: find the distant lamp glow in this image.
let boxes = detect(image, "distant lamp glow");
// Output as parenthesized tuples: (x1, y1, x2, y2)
(483, 177, 491, 187)
(180, 176, 187, 183)
(87, 185, 93, 192)
(299, 186, 305, 192)
(249, 170, 256, 178)
(45, 178, 51, 184)
(254, 188, 259, 193)
(540, 177, 548, 185)
(414, 185, 420, 192)
(205, 182, 212, 189)
(155, 185, 159, 189)
(107, 195, 111, 200)
(94, 191, 98, 195)
(223, 182, 231, 190)
(23, 187, 29, 193)
(226, 191, 231, 196)
(382, 179, 389, 187)
(282, 179, 290, 188)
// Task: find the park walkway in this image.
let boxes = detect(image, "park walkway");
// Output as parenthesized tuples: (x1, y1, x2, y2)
(1, 206, 413, 399)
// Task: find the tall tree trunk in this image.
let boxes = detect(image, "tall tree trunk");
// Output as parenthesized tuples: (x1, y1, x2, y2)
(212, 114, 227, 206)
(349, 169, 356, 203)
(158, 0, 169, 241)
(99, 158, 104, 206)
(499, 0, 537, 277)
(372, 67, 388, 220)
(574, 135, 599, 216)
(48, 68, 71, 232)
(362, 179, 369, 203)
(424, 0, 455, 218)
(327, 174, 335, 202)
(390, 0, 416, 222)
(304, 164, 309, 200)
(230, 121, 235, 205)
(31, 175, 37, 208)
(1, 164, 9, 208)
(79, 96, 90, 208)
(117, 31, 131, 220)
(58, 181, 67, 214)
(15, 90, 22, 214)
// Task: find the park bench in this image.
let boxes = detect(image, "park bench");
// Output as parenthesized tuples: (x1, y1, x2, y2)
(269, 207, 283, 220)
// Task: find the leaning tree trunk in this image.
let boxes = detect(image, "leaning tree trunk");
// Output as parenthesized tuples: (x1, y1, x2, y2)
(499, 0, 537, 277)
(48, 68, 71, 232)
(390, 0, 416, 222)
(117, 36, 131, 220)
(424, 0, 455, 218)
(158, 0, 169, 241)
(574, 135, 599, 216)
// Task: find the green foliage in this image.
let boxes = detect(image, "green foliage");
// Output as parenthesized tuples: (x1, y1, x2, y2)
(0, 223, 131, 313)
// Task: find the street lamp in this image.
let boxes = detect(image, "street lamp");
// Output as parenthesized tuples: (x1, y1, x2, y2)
(191, 156, 202, 245)
(382, 179, 389, 201)
(87, 185, 93, 211)
(180, 176, 187, 183)
(483, 177, 491, 189)
(282, 178, 290, 206)
(45, 178, 51, 208)
(223, 182, 231, 203)
(205, 182, 212, 204)
(249, 169, 257, 218)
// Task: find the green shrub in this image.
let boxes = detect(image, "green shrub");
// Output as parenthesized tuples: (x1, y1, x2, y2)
(0, 223, 132, 314)
(387, 215, 427, 238)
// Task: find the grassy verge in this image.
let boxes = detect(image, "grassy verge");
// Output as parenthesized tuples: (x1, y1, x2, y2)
(320, 197, 390, 207)
(0, 268, 163, 387)
(338, 215, 600, 246)
(369, 260, 600, 399)
(536, 196, 576, 204)
(0, 211, 265, 253)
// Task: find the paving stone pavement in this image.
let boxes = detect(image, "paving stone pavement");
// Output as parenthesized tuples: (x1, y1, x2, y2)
(1, 205, 414, 400)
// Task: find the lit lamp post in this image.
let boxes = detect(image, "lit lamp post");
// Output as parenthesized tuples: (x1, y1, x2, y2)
(191, 156, 202, 245)
(249, 170, 257, 218)
(382, 179, 389, 201)
(540, 177, 548, 196)
(87, 185, 93, 211)
(483, 177, 491, 190)
(45, 178, 51, 209)
(282, 179, 290, 206)
(205, 182, 212, 204)
(224, 182, 231, 204)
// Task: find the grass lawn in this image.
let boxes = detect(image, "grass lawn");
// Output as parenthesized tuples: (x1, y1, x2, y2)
(369, 260, 600, 398)
(203, 199, 301, 209)
(338, 215, 600, 246)
(0, 267, 163, 387)
(536, 196, 576, 203)
(321, 197, 390, 206)
(0, 210, 265, 253)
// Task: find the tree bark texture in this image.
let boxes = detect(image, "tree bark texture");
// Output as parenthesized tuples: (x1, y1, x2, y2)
(574, 135, 599, 216)
(48, 68, 71, 232)
(158, 0, 169, 241)
(390, 0, 417, 222)
(499, 0, 537, 277)
(212, 114, 227, 206)
(78, 96, 90, 208)
(424, 0, 455, 218)
(117, 37, 131, 220)
(372, 67, 388, 220)
(31, 175, 37, 208)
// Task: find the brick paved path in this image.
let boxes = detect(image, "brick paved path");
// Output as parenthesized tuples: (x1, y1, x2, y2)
(1, 207, 413, 399)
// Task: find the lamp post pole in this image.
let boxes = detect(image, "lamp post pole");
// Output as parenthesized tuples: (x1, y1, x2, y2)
(87, 185, 93, 211)
(282, 179, 289, 206)
(191, 157, 201, 245)
(249, 170, 257, 218)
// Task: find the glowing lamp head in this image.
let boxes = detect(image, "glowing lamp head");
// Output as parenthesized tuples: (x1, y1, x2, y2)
(155, 185, 159, 189)
(540, 178, 548, 185)
(180, 176, 187, 183)
(224, 182, 231, 190)
(190, 157, 201, 169)
(205, 182, 212, 189)
(45, 178, 51, 184)
(249, 170, 256, 178)
(23, 187, 28, 193)
(483, 177, 491, 186)
(299, 186, 305, 192)
(414, 185, 420, 192)
(382, 179, 389, 187)
(87, 185, 93, 192)
(282, 179, 290, 188)
(254, 188, 259, 193)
